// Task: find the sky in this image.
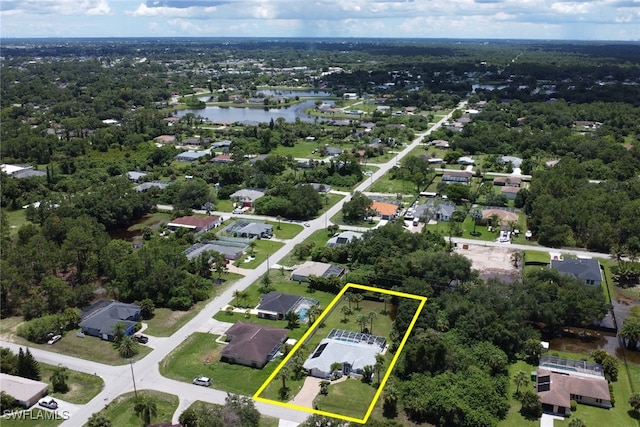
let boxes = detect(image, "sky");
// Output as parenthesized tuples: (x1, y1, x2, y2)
(0, 0, 639, 41)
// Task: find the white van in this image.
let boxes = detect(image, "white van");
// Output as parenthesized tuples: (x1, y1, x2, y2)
(193, 376, 211, 387)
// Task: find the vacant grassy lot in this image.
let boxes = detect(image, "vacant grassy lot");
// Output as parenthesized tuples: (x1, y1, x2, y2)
(2, 208, 29, 235)
(265, 221, 303, 239)
(160, 332, 282, 396)
(97, 390, 178, 427)
(524, 251, 550, 264)
(497, 360, 539, 427)
(313, 378, 378, 420)
(127, 212, 172, 232)
(234, 240, 285, 269)
(144, 271, 243, 336)
(368, 173, 416, 195)
(278, 229, 332, 267)
(40, 363, 104, 404)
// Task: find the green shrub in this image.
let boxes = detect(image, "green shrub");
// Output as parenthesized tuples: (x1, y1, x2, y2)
(570, 400, 577, 411)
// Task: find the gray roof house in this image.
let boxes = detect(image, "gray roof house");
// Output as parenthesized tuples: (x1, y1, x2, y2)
(234, 222, 273, 239)
(413, 200, 456, 222)
(185, 240, 247, 261)
(174, 151, 209, 162)
(230, 189, 265, 207)
(0, 373, 48, 408)
(457, 156, 475, 165)
(326, 231, 363, 248)
(255, 292, 318, 320)
(220, 322, 288, 369)
(134, 180, 170, 192)
(126, 171, 148, 182)
(550, 258, 602, 286)
(79, 301, 141, 341)
(442, 171, 473, 185)
(291, 261, 345, 282)
(499, 156, 523, 168)
(303, 329, 386, 379)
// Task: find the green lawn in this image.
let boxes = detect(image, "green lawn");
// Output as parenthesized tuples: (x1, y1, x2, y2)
(1, 408, 63, 426)
(270, 141, 326, 158)
(144, 271, 243, 336)
(318, 193, 345, 215)
(368, 174, 416, 195)
(329, 210, 378, 228)
(127, 212, 172, 232)
(313, 378, 378, 420)
(96, 390, 179, 427)
(160, 332, 282, 396)
(233, 240, 285, 269)
(215, 198, 235, 212)
(497, 360, 539, 427)
(278, 229, 332, 267)
(2, 208, 29, 235)
(40, 363, 104, 404)
(264, 221, 303, 239)
(524, 250, 551, 264)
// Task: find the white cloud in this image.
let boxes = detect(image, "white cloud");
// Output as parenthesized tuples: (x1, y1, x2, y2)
(550, 1, 593, 14)
(0, 0, 111, 16)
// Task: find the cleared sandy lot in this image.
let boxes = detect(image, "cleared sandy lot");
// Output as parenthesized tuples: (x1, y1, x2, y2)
(454, 243, 520, 281)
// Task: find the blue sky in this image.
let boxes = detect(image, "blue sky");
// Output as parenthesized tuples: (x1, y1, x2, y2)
(1, 0, 639, 40)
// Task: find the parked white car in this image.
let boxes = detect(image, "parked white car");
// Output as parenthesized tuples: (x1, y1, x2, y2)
(193, 376, 211, 387)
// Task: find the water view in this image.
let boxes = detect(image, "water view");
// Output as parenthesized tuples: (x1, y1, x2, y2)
(177, 100, 334, 124)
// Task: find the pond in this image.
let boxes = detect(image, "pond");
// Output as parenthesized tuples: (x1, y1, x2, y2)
(177, 100, 335, 124)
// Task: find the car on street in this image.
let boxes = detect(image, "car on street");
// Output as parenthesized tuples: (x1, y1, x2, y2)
(39, 399, 58, 410)
(47, 335, 62, 345)
(303, 222, 310, 227)
(193, 376, 211, 387)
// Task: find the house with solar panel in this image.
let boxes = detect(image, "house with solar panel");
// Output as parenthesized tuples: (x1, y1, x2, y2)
(303, 329, 386, 379)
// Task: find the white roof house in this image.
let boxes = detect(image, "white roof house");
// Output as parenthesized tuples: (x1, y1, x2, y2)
(0, 373, 48, 408)
(326, 231, 363, 248)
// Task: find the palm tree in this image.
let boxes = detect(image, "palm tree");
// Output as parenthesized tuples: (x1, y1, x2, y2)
(354, 293, 363, 310)
(278, 364, 290, 399)
(260, 272, 271, 293)
(374, 354, 385, 385)
(50, 365, 69, 393)
(382, 294, 392, 314)
(340, 305, 352, 323)
(513, 370, 529, 396)
(233, 290, 242, 307)
(117, 335, 139, 359)
(308, 305, 323, 326)
(619, 318, 640, 350)
(356, 314, 368, 333)
(470, 209, 482, 236)
(629, 392, 640, 413)
(344, 292, 353, 309)
(568, 419, 586, 427)
(285, 311, 299, 330)
(86, 413, 112, 427)
(330, 362, 343, 379)
(112, 322, 126, 344)
(134, 395, 157, 426)
(367, 311, 377, 334)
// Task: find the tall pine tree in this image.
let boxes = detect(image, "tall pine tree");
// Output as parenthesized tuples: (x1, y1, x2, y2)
(17, 347, 41, 381)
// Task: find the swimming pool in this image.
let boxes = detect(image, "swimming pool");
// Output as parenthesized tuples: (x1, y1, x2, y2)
(297, 308, 308, 321)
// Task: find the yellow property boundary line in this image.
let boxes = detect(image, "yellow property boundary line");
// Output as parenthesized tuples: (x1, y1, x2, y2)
(253, 282, 427, 424)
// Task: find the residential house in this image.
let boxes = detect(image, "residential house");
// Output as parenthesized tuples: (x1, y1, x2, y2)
(184, 240, 247, 261)
(501, 186, 520, 200)
(498, 156, 523, 168)
(256, 292, 318, 320)
(211, 140, 233, 150)
(126, 171, 148, 182)
(174, 151, 209, 162)
(291, 261, 346, 282)
(412, 200, 456, 222)
(0, 164, 47, 179)
(370, 201, 399, 220)
(431, 140, 450, 148)
(536, 356, 611, 416)
(457, 156, 475, 165)
(0, 373, 48, 408)
(442, 171, 473, 185)
(79, 301, 141, 341)
(296, 183, 331, 193)
(154, 135, 176, 144)
(493, 177, 521, 187)
(323, 147, 344, 157)
(303, 329, 386, 379)
(326, 231, 363, 248)
(233, 221, 273, 239)
(210, 154, 233, 164)
(550, 258, 602, 286)
(230, 189, 265, 208)
(167, 215, 222, 233)
(134, 180, 170, 192)
(220, 322, 288, 369)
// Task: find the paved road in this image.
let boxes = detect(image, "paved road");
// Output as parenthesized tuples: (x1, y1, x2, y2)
(3, 103, 466, 427)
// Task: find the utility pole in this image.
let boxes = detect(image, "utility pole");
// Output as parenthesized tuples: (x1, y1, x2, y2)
(129, 359, 138, 399)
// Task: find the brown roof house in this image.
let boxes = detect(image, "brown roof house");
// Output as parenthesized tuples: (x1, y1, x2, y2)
(220, 322, 288, 368)
(536, 356, 611, 416)
(167, 215, 221, 233)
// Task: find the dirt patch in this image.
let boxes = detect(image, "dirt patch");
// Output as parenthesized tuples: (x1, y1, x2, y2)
(455, 244, 519, 279)
(482, 209, 519, 226)
(202, 349, 220, 364)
